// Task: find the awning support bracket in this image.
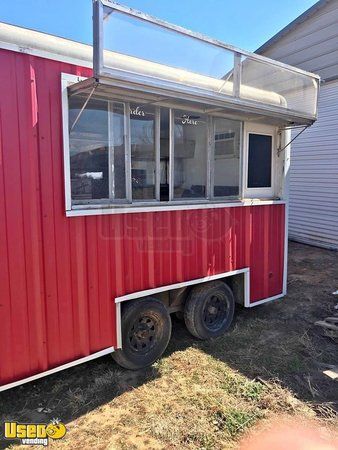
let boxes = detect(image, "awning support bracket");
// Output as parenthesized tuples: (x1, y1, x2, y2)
(277, 125, 309, 156)
(70, 85, 97, 132)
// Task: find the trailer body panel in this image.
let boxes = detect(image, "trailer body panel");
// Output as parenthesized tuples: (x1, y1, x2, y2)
(0, 48, 285, 387)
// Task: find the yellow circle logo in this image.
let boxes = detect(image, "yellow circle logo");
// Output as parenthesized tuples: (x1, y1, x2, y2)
(46, 422, 67, 440)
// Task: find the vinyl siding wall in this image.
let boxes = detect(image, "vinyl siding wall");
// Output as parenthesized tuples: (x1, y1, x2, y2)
(289, 79, 338, 249)
(261, 0, 338, 81)
(260, 0, 338, 250)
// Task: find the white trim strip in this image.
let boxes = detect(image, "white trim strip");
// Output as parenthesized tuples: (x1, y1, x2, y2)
(0, 40, 93, 69)
(245, 270, 250, 307)
(67, 199, 286, 217)
(115, 268, 250, 303)
(115, 268, 250, 349)
(283, 129, 291, 295)
(116, 302, 122, 349)
(61, 73, 88, 211)
(246, 292, 284, 308)
(0, 346, 115, 392)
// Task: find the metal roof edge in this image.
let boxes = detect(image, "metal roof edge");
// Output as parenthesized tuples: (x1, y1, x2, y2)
(256, 0, 330, 54)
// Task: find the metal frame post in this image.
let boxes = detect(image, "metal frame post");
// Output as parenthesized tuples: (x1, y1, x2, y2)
(93, 0, 104, 78)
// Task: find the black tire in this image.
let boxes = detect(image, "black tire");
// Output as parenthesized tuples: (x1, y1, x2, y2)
(184, 281, 235, 340)
(112, 297, 172, 370)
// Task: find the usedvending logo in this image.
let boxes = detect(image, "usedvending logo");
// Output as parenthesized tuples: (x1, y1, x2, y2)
(4, 419, 66, 446)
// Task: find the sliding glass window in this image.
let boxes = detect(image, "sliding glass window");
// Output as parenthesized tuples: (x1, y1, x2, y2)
(69, 96, 129, 202)
(130, 103, 157, 201)
(173, 110, 208, 200)
(69, 96, 110, 201)
(67, 93, 241, 208)
(212, 118, 241, 199)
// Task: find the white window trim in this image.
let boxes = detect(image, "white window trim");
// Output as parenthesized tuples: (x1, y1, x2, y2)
(108, 101, 132, 202)
(242, 123, 277, 199)
(211, 120, 243, 201)
(61, 73, 86, 211)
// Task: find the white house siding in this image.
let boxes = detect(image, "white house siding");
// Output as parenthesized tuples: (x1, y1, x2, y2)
(260, 0, 338, 81)
(259, 0, 338, 250)
(288, 79, 338, 250)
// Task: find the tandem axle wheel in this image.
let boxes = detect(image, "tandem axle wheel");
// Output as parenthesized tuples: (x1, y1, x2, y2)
(112, 281, 235, 370)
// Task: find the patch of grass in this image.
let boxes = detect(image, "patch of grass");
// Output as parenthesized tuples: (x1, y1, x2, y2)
(9, 346, 328, 450)
(218, 369, 265, 401)
(213, 409, 260, 437)
(240, 381, 265, 400)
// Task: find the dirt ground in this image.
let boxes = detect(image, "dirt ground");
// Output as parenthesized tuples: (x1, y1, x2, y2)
(0, 241, 337, 449)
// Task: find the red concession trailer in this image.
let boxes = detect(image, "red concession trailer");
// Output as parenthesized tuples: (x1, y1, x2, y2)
(0, 1, 319, 390)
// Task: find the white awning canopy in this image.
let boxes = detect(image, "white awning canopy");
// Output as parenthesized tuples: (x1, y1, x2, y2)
(81, 0, 320, 126)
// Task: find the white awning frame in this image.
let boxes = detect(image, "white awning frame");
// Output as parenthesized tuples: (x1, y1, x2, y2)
(92, 0, 320, 126)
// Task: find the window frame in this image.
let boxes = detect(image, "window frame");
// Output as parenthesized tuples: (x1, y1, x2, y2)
(62, 73, 254, 213)
(242, 123, 276, 199)
(66, 94, 130, 205)
(108, 101, 129, 203)
(129, 102, 161, 203)
(170, 108, 210, 202)
(210, 118, 243, 202)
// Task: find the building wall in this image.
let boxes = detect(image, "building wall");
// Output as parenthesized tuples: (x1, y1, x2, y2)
(289, 79, 338, 249)
(259, 0, 338, 250)
(260, 0, 338, 81)
(0, 48, 285, 387)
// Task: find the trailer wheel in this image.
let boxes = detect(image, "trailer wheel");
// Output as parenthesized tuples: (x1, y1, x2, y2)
(184, 281, 235, 339)
(112, 297, 171, 370)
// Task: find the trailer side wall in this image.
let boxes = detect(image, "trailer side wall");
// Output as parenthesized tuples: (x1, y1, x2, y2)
(0, 49, 285, 386)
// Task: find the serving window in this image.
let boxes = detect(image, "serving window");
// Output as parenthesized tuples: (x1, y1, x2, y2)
(65, 95, 243, 210)
(63, 75, 281, 213)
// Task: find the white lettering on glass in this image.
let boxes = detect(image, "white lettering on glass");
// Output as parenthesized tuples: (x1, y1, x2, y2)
(181, 115, 197, 125)
(130, 106, 145, 117)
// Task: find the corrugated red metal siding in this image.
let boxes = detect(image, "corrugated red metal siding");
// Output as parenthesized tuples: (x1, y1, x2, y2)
(0, 49, 285, 386)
